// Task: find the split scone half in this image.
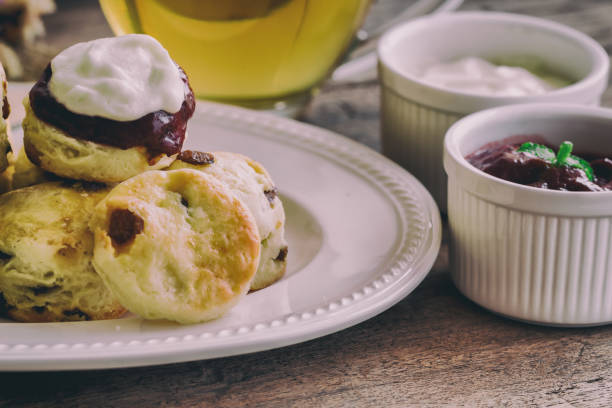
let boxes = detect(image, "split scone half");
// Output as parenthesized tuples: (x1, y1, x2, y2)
(89, 169, 261, 324)
(169, 151, 288, 291)
(22, 34, 195, 183)
(0, 182, 126, 322)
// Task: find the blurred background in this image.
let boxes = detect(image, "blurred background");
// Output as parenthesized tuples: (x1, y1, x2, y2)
(0, 0, 415, 81)
(2, 0, 611, 149)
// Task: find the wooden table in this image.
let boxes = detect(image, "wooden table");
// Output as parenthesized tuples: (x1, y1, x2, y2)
(1, 1, 611, 406)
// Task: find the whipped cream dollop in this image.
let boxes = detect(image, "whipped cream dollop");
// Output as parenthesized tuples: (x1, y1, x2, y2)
(49, 34, 184, 121)
(418, 57, 564, 97)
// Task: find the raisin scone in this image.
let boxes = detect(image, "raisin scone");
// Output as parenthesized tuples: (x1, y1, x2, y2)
(169, 151, 288, 290)
(89, 169, 261, 324)
(0, 181, 126, 322)
(22, 34, 195, 183)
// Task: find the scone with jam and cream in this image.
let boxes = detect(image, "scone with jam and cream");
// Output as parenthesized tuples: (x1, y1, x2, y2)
(23, 34, 195, 183)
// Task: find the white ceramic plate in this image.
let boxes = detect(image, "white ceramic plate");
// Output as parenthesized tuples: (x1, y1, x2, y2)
(0, 83, 441, 371)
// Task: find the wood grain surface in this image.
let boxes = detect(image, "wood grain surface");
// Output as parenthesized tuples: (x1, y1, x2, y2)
(1, 1, 612, 407)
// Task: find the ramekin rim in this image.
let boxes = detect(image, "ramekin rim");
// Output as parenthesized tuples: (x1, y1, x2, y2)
(377, 11, 609, 105)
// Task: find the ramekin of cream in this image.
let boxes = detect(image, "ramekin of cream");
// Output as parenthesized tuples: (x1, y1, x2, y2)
(378, 11, 609, 212)
(444, 103, 612, 326)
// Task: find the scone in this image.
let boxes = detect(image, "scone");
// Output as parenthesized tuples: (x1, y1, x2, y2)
(0, 181, 126, 322)
(11, 147, 56, 189)
(89, 169, 261, 324)
(169, 151, 288, 290)
(22, 34, 195, 183)
(1, 147, 58, 194)
(0, 63, 10, 174)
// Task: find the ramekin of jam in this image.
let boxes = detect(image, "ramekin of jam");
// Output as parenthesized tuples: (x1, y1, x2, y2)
(468, 140, 612, 192)
(443, 103, 612, 326)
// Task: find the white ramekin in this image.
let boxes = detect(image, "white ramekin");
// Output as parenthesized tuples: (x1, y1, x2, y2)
(378, 11, 609, 213)
(444, 103, 612, 326)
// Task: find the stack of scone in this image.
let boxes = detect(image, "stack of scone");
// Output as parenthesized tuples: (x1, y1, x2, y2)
(0, 34, 288, 324)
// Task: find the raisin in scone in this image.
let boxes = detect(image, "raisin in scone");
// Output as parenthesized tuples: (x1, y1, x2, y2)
(22, 34, 195, 183)
(89, 169, 260, 324)
(169, 151, 288, 291)
(0, 181, 126, 322)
